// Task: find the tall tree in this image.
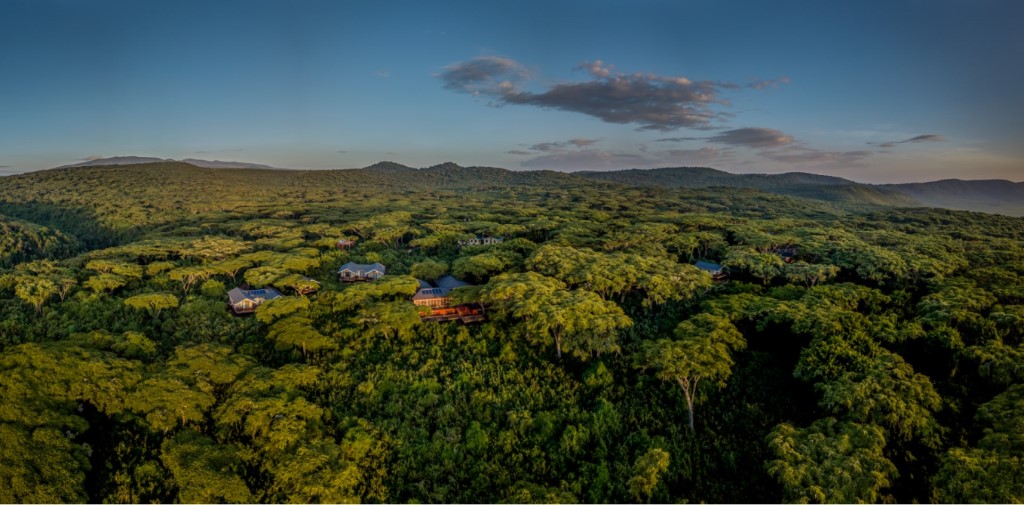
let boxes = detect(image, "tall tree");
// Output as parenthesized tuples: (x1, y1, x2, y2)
(634, 314, 745, 430)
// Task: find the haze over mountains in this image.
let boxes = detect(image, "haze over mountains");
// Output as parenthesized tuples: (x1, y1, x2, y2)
(33, 158, 1024, 217)
(56, 156, 278, 170)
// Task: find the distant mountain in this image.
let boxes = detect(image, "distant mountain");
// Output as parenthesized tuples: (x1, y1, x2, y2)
(57, 156, 170, 168)
(576, 167, 917, 207)
(883, 179, 1024, 216)
(576, 166, 1024, 216)
(179, 158, 277, 169)
(57, 156, 278, 170)
(363, 161, 416, 173)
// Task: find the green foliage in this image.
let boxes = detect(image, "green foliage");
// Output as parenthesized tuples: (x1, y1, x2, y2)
(410, 259, 448, 281)
(933, 385, 1024, 503)
(124, 292, 179, 319)
(635, 314, 746, 430)
(0, 162, 1022, 503)
(627, 448, 670, 502)
(767, 418, 897, 503)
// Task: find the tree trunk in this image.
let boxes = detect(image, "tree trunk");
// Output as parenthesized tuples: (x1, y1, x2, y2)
(677, 378, 695, 431)
(555, 333, 562, 359)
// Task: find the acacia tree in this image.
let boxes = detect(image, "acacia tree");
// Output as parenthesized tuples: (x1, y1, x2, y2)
(14, 277, 57, 314)
(480, 272, 631, 360)
(628, 448, 670, 502)
(634, 314, 745, 431)
(933, 384, 1024, 503)
(124, 293, 179, 321)
(767, 418, 897, 503)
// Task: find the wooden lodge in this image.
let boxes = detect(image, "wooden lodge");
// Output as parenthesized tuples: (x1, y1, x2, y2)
(419, 303, 487, 324)
(778, 246, 798, 263)
(294, 276, 320, 295)
(458, 235, 504, 247)
(412, 275, 486, 323)
(412, 275, 470, 308)
(337, 262, 386, 282)
(695, 260, 727, 281)
(227, 287, 283, 315)
(336, 238, 357, 250)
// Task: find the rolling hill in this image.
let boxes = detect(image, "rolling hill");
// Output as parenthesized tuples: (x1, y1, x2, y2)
(56, 156, 278, 170)
(576, 166, 1024, 216)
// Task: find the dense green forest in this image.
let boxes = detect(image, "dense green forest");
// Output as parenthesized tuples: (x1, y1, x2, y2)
(1, 162, 1023, 503)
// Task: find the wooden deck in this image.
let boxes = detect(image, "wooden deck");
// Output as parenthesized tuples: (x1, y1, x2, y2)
(419, 303, 487, 323)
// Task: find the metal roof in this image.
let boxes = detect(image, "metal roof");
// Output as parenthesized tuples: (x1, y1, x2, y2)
(413, 287, 451, 300)
(435, 275, 470, 290)
(695, 261, 723, 272)
(228, 287, 283, 305)
(337, 262, 386, 275)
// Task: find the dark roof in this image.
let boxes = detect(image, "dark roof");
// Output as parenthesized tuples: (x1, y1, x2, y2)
(228, 287, 283, 305)
(413, 287, 451, 300)
(338, 262, 386, 275)
(695, 261, 723, 273)
(435, 275, 470, 290)
(416, 278, 433, 289)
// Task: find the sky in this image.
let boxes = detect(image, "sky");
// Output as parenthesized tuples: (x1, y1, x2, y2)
(1, 0, 1022, 183)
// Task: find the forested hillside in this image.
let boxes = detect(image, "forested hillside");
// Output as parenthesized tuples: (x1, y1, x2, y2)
(0, 162, 1022, 503)
(578, 166, 1024, 216)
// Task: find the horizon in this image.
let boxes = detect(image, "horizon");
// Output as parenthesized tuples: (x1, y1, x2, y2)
(2, 0, 1022, 183)
(4, 157, 1022, 186)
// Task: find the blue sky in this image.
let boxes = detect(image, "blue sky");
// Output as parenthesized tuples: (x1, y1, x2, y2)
(1, 0, 1021, 182)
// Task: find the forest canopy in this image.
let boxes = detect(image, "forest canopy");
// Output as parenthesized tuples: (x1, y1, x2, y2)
(0, 162, 1022, 503)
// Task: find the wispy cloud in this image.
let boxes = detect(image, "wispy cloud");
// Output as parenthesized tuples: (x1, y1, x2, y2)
(657, 147, 734, 165)
(439, 57, 784, 131)
(437, 56, 531, 96)
(527, 138, 601, 152)
(869, 134, 945, 148)
(521, 149, 647, 170)
(747, 77, 791, 89)
(337, 150, 348, 153)
(654, 136, 705, 143)
(761, 146, 872, 166)
(0, 165, 10, 168)
(375, 70, 390, 78)
(707, 127, 795, 148)
(507, 150, 533, 155)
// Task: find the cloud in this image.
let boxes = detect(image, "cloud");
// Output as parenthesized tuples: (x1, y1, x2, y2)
(524, 138, 602, 153)
(375, 70, 390, 78)
(530, 142, 566, 152)
(654, 136, 704, 143)
(870, 134, 945, 148)
(437, 56, 531, 96)
(707, 127, 795, 148)
(657, 147, 734, 165)
(568, 138, 599, 147)
(79, 155, 104, 161)
(521, 149, 648, 170)
(748, 76, 791, 89)
(502, 70, 724, 131)
(337, 150, 348, 153)
(901, 134, 945, 143)
(440, 57, 783, 131)
(507, 150, 532, 155)
(0, 165, 9, 168)
(761, 146, 872, 165)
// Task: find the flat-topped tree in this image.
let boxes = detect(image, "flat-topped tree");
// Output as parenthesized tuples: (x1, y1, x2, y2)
(14, 276, 57, 314)
(124, 292, 179, 321)
(480, 272, 631, 360)
(767, 418, 897, 503)
(634, 314, 746, 431)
